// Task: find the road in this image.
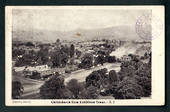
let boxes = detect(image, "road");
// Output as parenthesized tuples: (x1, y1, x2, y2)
(13, 75, 44, 99)
(13, 63, 120, 99)
(64, 63, 121, 84)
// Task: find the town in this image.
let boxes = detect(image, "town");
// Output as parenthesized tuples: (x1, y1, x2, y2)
(12, 38, 151, 99)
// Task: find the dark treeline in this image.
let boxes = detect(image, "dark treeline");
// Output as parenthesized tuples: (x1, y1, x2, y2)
(38, 57, 151, 99)
(13, 42, 76, 67)
(13, 40, 116, 68)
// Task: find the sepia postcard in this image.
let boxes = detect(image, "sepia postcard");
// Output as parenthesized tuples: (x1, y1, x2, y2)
(5, 6, 165, 106)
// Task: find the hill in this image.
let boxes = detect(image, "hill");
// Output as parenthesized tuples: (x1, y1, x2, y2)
(13, 25, 144, 43)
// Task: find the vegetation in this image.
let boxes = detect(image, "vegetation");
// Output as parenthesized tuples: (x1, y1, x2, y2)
(12, 40, 151, 99)
(79, 85, 100, 99)
(86, 68, 108, 88)
(113, 59, 151, 99)
(37, 47, 49, 65)
(29, 71, 41, 79)
(109, 70, 119, 83)
(78, 53, 93, 69)
(25, 42, 35, 47)
(84, 56, 151, 99)
(70, 44, 75, 58)
(67, 79, 83, 98)
(40, 73, 70, 99)
(113, 77, 144, 99)
(12, 81, 24, 99)
(51, 48, 69, 67)
(75, 49, 82, 58)
(15, 53, 37, 66)
(39, 54, 151, 99)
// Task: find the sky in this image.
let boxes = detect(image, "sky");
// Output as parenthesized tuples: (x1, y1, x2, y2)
(12, 8, 151, 32)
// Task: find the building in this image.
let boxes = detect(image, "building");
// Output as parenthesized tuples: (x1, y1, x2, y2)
(121, 55, 132, 62)
(14, 65, 51, 72)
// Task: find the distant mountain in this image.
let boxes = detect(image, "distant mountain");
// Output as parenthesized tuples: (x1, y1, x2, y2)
(13, 25, 144, 43)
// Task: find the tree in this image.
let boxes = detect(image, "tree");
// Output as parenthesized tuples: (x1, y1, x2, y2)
(61, 45, 70, 55)
(12, 81, 24, 99)
(40, 74, 66, 99)
(51, 49, 68, 68)
(12, 49, 25, 59)
(56, 39, 60, 43)
(75, 49, 82, 58)
(37, 47, 49, 65)
(86, 71, 101, 88)
(67, 79, 83, 98)
(106, 56, 116, 63)
(79, 53, 93, 69)
(79, 85, 99, 99)
(30, 71, 41, 79)
(113, 77, 144, 99)
(55, 88, 73, 99)
(135, 63, 151, 97)
(70, 44, 75, 58)
(60, 51, 69, 67)
(15, 53, 36, 66)
(118, 61, 137, 80)
(116, 59, 151, 98)
(86, 68, 108, 89)
(95, 55, 105, 65)
(109, 70, 119, 83)
(51, 50, 61, 67)
(25, 42, 35, 47)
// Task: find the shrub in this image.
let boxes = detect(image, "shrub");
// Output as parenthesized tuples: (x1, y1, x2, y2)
(106, 56, 116, 63)
(75, 49, 82, 58)
(86, 71, 100, 88)
(70, 44, 75, 58)
(79, 85, 99, 99)
(109, 70, 119, 83)
(42, 74, 53, 80)
(55, 88, 73, 99)
(40, 74, 66, 99)
(113, 77, 144, 99)
(95, 55, 105, 65)
(136, 76, 151, 97)
(79, 53, 93, 69)
(135, 63, 151, 97)
(67, 79, 83, 98)
(25, 42, 35, 47)
(114, 60, 151, 99)
(12, 81, 24, 99)
(86, 68, 108, 89)
(30, 71, 41, 79)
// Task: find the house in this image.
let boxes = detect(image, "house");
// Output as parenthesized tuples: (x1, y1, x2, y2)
(14, 65, 51, 72)
(121, 55, 131, 62)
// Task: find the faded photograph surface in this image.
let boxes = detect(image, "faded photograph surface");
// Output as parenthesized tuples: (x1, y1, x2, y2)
(11, 8, 152, 99)
(6, 6, 164, 106)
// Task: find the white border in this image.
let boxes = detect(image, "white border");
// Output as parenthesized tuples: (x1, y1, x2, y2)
(5, 6, 165, 106)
